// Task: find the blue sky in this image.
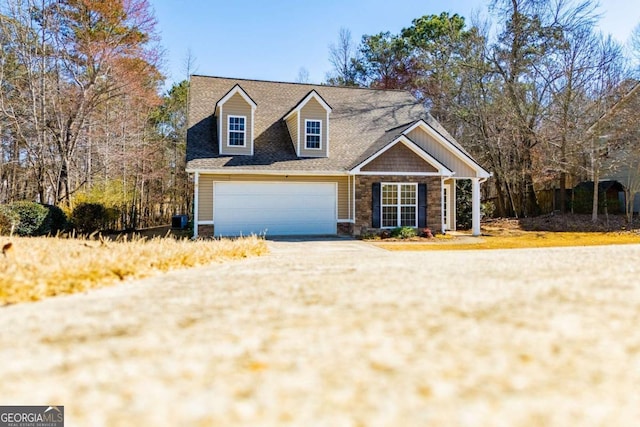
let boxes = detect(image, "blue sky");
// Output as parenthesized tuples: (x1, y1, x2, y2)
(151, 0, 639, 89)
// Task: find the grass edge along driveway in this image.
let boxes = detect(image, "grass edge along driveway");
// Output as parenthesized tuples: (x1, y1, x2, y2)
(372, 231, 640, 251)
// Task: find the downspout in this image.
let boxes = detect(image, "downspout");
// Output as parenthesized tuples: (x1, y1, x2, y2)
(193, 171, 199, 238)
(352, 173, 356, 230)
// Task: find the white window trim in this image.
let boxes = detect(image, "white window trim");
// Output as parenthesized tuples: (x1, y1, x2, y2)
(227, 115, 247, 147)
(381, 183, 418, 228)
(304, 119, 322, 150)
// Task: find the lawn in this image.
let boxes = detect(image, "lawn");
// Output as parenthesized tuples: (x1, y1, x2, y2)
(0, 234, 268, 305)
(373, 230, 640, 251)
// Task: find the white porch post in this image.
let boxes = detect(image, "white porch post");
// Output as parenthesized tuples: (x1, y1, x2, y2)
(441, 178, 446, 234)
(193, 172, 199, 238)
(472, 177, 481, 236)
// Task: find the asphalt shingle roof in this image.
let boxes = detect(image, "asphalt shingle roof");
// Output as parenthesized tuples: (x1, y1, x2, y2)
(186, 75, 466, 173)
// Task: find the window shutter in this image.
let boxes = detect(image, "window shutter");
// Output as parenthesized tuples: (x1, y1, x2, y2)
(418, 183, 427, 228)
(372, 182, 381, 228)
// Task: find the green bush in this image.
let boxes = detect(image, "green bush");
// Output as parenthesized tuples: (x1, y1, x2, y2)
(71, 202, 110, 233)
(457, 180, 472, 229)
(37, 204, 68, 235)
(0, 204, 20, 236)
(9, 201, 48, 236)
(391, 226, 418, 239)
(481, 201, 496, 219)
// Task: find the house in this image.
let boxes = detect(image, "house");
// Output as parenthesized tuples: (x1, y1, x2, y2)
(186, 75, 491, 237)
(587, 80, 640, 216)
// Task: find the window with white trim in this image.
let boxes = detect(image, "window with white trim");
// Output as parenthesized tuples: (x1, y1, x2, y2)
(381, 183, 417, 228)
(305, 119, 321, 149)
(228, 115, 246, 146)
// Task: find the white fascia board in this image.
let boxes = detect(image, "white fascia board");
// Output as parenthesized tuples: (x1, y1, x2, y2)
(306, 90, 332, 112)
(185, 169, 349, 176)
(356, 171, 445, 176)
(404, 120, 491, 178)
(283, 107, 297, 122)
(350, 136, 453, 176)
(587, 81, 640, 134)
(215, 84, 257, 109)
(283, 90, 332, 121)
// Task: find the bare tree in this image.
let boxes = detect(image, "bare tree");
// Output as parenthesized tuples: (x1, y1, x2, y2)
(295, 67, 310, 83)
(630, 22, 640, 76)
(541, 1, 612, 213)
(326, 27, 359, 86)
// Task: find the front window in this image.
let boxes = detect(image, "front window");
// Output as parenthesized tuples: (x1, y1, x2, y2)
(305, 120, 321, 149)
(228, 115, 245, 146)
(381, 183, 417, 228)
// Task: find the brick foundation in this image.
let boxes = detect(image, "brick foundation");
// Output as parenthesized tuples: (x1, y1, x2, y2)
(337, 222, 354, 235)
(197, 224, 214, 237)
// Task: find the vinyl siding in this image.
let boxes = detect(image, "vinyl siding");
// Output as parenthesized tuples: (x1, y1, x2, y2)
(285, 113, 299, 153)
(198, 177, 214, 221)
(407, 127, 477, 177)
(361, 142, 438, 173)
(299, 98, 328, 158)
(220, 92, 253, 156)
(198, 174, 351, 221)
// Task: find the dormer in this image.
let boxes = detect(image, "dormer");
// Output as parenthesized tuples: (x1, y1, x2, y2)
(283, 90, 332, 158)
(215, 84, 257, 156)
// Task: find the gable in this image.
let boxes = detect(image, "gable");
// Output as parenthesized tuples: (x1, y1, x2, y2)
(352, 136, 451, 176)
(215, 84, 257, 109)
(361, 142, 438, 173)
(405, 123, 488, 178)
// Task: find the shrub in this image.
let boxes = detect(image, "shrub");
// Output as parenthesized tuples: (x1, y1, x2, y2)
(37, 204, 68, 235)
(0, 204, 20, 236)
(71, 202, 110, 233)
(457, 180, 472, 229)
(9, 201, 48, 236)
(481, 201, 496, 219)
(390, 226, 417, 239)
(420, 228, 434, 238)
(379, 230, 391, 239)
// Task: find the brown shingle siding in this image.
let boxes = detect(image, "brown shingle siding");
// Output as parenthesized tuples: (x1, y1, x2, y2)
(361, 143, 438, 173)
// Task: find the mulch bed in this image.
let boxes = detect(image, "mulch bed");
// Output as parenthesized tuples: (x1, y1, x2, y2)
(485, 214, 640, 233)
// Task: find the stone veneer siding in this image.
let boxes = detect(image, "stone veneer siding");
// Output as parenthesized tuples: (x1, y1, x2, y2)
(355, 175, 442, 236)
(197, 225, 214, 237)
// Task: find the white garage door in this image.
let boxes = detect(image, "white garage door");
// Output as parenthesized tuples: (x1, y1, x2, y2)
(214, 182, 337, 237)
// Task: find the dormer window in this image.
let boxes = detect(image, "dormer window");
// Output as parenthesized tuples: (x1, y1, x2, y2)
(283, 90, 332, 158)
(305, 120, 321, 149)
(228, 116, 246, 146)
(214, 84, 256, 156)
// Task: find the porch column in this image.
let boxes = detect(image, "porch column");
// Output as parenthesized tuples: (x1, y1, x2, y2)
(193, 172, 199, 238)
(472, 177, 481, 236)
(441, 178, 446, 234)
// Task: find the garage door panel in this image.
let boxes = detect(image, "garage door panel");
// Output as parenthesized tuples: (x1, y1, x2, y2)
(217, 195, 331, 210)
(213, 182, 336, 236)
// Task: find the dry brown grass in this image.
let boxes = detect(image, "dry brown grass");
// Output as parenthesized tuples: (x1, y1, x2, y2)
(374, 230, 640, 251)
(0, 235, 268, 305)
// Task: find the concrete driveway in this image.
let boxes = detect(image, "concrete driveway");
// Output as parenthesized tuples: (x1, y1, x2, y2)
(1, 241, 640, 426)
